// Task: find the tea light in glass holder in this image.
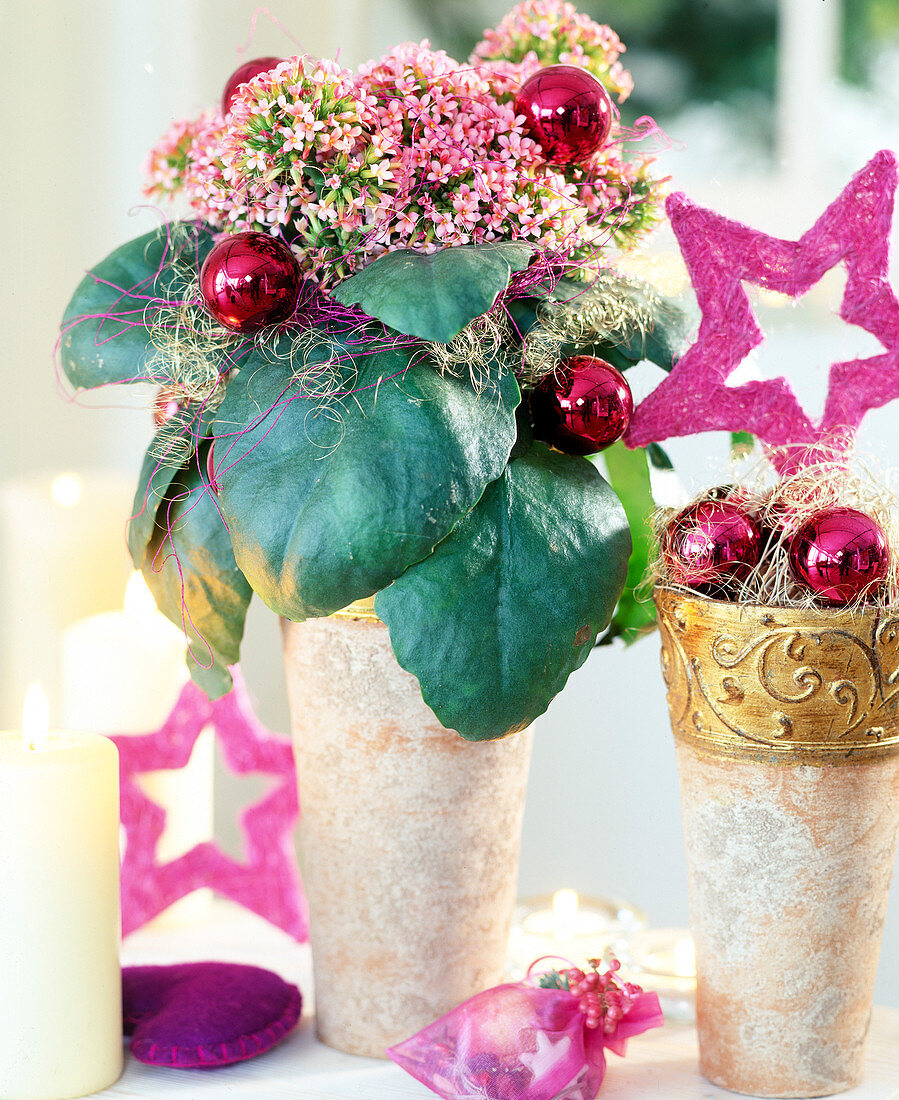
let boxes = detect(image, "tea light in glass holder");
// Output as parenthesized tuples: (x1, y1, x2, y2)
(508, 889, 647, 977)
(617, 928, 696, 1023)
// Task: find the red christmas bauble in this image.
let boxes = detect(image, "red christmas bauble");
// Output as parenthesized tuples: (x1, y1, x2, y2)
(514, 65, 613, 165)
(529, 356, 633, 455)
(787, 506, 889, 605)
(663, 500, 763, 592)
(222, 56, 282, 114)
(199, 232, 302, 333)
(153, 387, 182, 428)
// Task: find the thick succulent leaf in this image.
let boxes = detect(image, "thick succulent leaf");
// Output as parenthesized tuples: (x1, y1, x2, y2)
(599, 443, 657, 644)
(60, 223, 216, 390)
(332, 242, 534, 343)
(213, 330, 520, 620)
(128, 404, 217, 568)
(143, 452, 252, 699)
(374, 440, 631, 741)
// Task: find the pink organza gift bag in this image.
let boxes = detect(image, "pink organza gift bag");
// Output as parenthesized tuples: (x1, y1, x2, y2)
(388, 961, 663, 1100)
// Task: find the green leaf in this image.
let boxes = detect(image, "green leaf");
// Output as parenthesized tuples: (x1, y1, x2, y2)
(128, 403, 217, 568)
(600, 443, 657, 644)
(521, 275, 690, 373)
(374, 440, 631, 741)
(213, 329, 520, 620)
(143, 451, 253, 699)
(332, 242, 534, 343)
(60, 223, 217, 391)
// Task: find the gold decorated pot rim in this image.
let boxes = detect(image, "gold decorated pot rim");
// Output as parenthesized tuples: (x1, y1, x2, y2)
(329, 594, 382, 624)
(654, 585, 899, 766)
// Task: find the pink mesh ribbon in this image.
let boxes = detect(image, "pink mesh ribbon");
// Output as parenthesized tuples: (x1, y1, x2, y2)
(387, 970, 663, 1100)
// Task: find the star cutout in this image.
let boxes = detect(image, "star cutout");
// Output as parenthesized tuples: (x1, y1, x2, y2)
(112, 668, 308, 940)
(626, 150, 899, 475)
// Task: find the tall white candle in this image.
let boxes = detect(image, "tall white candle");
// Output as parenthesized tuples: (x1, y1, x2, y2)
(0, 469, 135, 725)
(0, 687, 123, 1100)
(61, 574, 214, 925)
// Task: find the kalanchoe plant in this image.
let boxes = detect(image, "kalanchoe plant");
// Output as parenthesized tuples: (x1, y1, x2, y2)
(59, 1, 688, 741)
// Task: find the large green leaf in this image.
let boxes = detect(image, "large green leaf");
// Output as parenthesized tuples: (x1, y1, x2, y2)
(143, 452, 252, 699)
(332, 242, 534, 343)
(512, 275, 689, 373)
(60, 223, 217, 390)
(374, 440, 631, 740)
(600, 443, 657, 644)
(128, 403, 217, 568)
(213, 329, 520, 620)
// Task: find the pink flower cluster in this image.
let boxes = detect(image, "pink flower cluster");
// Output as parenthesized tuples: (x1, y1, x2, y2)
(472, 0, 634, 103)
(143, 3, 663, 287)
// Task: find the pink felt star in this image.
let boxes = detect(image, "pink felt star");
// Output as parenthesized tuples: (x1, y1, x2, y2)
(111, 669, 308, 940)
(626, 150, 899, 475)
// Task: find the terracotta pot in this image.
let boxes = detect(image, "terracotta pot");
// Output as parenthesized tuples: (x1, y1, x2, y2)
(655, 587, 899, 1098)
(281, 602, 533, 1057)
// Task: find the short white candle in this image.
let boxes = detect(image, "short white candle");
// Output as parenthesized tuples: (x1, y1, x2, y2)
(62, 573, 214, 925)
(0, 687, 123, 1100)
(618, 927, 697, 1024)
(508, 890, 647, 976)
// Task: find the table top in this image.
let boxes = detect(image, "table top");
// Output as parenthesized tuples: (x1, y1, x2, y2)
(91, 901, 899, 1100)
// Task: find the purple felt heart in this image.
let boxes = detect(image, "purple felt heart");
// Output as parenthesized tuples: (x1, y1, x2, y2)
(123, 962, 302, 1068)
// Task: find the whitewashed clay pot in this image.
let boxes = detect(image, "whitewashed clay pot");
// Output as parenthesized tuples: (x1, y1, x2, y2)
(282, 601, 533, 1057)
(656, 587, 899, 1097)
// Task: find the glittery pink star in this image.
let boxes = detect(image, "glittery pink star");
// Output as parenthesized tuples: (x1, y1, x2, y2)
(627, 150, 899, 475)
(112, 669, 308, 940)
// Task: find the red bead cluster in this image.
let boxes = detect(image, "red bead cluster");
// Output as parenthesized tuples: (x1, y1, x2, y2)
(662, 497, 890, 606)
(561, 959, 638, 1033)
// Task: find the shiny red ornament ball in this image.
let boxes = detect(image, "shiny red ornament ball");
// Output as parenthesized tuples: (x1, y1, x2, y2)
(199, 232, 302, 333)
(663, 500, 763, 592)
(153, 387, 182, 428)
(529, 356, 633, 455)
(788, 507, 889, 605)
(222, 56, 282, 114)
(514, 65, 613, 165)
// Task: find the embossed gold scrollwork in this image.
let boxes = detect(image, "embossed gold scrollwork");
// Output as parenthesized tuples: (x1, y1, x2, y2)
(653, 587, 899, 764)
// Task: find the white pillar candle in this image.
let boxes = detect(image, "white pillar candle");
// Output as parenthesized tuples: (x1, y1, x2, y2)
(61, 573, 214, 925)
(0, 470, 135, 725)
(0, 687, 123, 1100)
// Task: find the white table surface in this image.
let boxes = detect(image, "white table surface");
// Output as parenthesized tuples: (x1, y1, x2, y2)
(89, 901, 899, 1100)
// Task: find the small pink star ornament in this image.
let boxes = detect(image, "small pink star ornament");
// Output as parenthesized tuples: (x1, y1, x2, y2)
(626, 151, 899, 474)
(111, 669, 308, 940)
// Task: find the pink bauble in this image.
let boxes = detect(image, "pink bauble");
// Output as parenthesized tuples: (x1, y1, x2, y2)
(153, 387, 182, 428)
(514, 65, 613, 165)
(222, 56, 282, 114)
(529, 356, 633, 455)
(199, 233, 302, 333)
(663, 500, 762, 591)
(788, 506, 889, 604)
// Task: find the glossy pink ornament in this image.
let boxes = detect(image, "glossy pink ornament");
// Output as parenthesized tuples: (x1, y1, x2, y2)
(788, 507, 889, 605)
(153, 387, 182, 428)
(663, 500, 762, 591)
(530, 356, 633, 455)
(222, 56, 281, 114)
(514, 65, 613, 165)
(199, 232, 302, 333)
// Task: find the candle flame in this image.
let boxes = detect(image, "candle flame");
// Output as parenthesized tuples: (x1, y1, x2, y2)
(552, 888, 579, 942)
(23, 683, 50, 751)
(124, 571, 156, 618)
(673, 936, 696, 978)
(50, 472, 84, 508)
